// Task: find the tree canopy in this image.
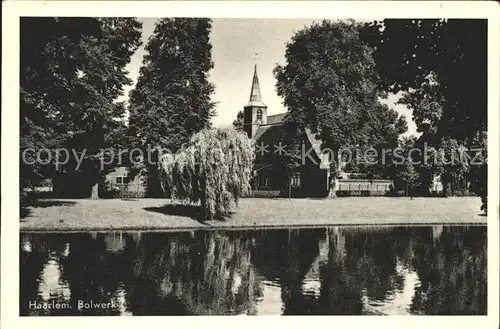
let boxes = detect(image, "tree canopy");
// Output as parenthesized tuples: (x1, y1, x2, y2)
(232, 110, 244, 130)
(274, 20, 407, 178)
(20, 17, 142, 199)
(128, 18, 215, 153)
(362, 19, 487, 143)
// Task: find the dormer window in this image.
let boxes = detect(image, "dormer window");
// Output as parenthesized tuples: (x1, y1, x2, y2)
(256, 109, 263, 122)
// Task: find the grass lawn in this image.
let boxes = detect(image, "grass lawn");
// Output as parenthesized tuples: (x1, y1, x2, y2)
(19, 196, 486, 231)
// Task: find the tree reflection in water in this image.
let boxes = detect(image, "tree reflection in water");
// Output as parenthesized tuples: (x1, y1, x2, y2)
(20, 225, 486, 316)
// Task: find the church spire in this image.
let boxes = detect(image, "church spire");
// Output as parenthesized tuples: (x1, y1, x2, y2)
(243, 63, 268, 138)
(249, 64, 262, 102)
(246, 64, 266, 107)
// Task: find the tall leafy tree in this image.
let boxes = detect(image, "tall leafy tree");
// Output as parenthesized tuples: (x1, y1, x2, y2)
(274, 20, 407, 180)
(128, 18, 215, 197)
(21, 18, 97, 201)
(396, 77, 472, 195)
(363, 19, 487, 207)
(394, 136, 421, 197)
(20, 17, 142, 201)
(362, 19, 486, 142)
(429, 137, 470, 195)
(232, 110, 244, 130)
(67, 18, 142, 199)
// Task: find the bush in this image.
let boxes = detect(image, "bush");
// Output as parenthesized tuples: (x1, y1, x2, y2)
(481, 196, 487, 214)
(247, 190, 281, 198)
(430, 190, 445, 197)
(396, 190, 406, 197)
(448, 190, 477, 197)
(336, 190, 392, 197)
(98, 182, 120, 199)
(336, 191, 360, 197)
(121, 190, 145, 199)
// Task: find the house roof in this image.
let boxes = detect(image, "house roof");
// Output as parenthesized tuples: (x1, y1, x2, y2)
(252, 112, 287, 141)
(267, 113, 287, 125)
(252, 112, 329, 169)
(253, 124, 288, 148)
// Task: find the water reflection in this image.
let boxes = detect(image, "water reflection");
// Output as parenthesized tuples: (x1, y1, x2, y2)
(20, 225, 487, 316)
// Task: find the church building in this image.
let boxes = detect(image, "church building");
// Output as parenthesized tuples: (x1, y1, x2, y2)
(241, 65, 395, 198)
(241, 65, 333, 197)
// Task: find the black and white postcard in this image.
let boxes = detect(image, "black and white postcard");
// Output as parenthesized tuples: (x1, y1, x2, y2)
(2, 1, 499, 328)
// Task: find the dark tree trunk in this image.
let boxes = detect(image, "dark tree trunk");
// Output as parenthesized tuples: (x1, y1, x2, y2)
(327, 175, 338, 198)
(443, 181, 452, 196)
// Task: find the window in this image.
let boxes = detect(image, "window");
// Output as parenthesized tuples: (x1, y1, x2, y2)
(258, 172, 268, 187)
(116, 176, 130, 185)
(321, 151, 331, 167)
(256, 109, 263, 122)
(291, 172, 301, 187)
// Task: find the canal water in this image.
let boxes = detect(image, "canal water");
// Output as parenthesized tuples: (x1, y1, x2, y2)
(20, 225, 487, 316)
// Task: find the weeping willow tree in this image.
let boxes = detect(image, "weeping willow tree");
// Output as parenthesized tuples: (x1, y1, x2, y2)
(159, 127, 255, 221)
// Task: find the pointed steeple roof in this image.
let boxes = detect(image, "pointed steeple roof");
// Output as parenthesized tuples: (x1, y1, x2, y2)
(249, 64, 262, 102)
(245, 65, 267, 108)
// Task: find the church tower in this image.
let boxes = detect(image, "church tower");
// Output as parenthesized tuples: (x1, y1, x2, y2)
(243, 64, 267, 139)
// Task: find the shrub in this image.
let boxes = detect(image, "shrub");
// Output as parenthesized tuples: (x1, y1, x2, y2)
(430, 190, 445, 197)
(97, 180, 120, 199)
(120, 190, 145, 199)
(481, 196, 487, 214)
(396, 190, 406, 197)
(450, 190, 476, 197)
(248, 190, 281, 198)
(335, 190, 391, 197)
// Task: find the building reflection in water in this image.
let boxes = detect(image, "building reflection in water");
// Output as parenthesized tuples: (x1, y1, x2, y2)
(20, 225, 487, 316)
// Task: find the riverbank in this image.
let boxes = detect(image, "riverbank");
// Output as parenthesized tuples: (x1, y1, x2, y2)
(19, 197, 486, 232)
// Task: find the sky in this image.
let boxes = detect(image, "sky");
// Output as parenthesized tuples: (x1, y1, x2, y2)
(119, 18, 417, 136)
